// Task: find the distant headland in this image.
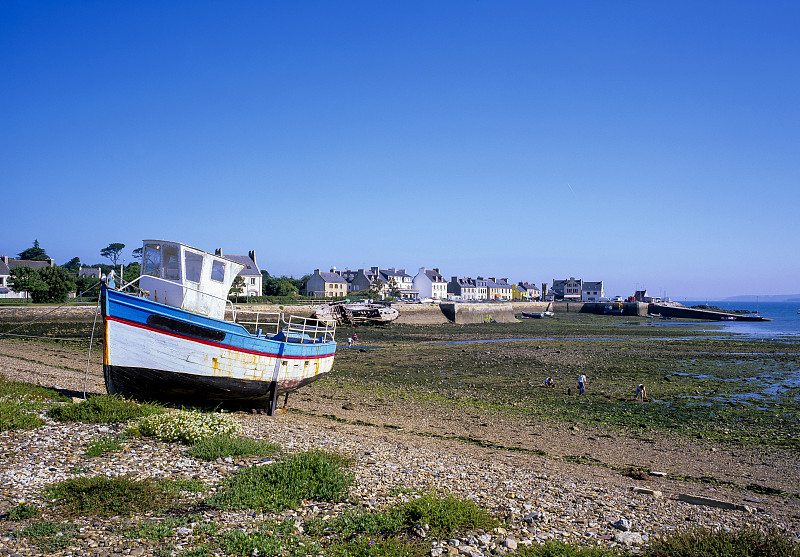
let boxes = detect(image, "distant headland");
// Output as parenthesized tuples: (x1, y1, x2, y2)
(722, 294, 800, 303)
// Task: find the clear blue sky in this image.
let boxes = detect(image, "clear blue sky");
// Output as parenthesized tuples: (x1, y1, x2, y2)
(3, 1, 798, 299)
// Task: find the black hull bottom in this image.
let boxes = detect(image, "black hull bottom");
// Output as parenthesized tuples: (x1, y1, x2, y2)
(104, 365, 319, 411)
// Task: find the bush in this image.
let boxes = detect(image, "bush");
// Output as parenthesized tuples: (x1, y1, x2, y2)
(45, 475, 193, 517)
(85, 434, 127, 457)
(18, 521, 78, 552)
(397, 491, 498, 537)
(187, 435, 280, 461)
(48, 394, 164, 423)
(5, 501, 40, 520)
(129, 410, 240, 444)
(207, 450, 353, 511)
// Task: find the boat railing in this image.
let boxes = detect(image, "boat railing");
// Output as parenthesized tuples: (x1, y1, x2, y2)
(283, 313, 337, 343)
(234, 310, 283, 335)
(235, 311, 335, 343)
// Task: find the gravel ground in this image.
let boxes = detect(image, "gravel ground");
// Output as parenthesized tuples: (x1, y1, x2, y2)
(1, 339, 799, 556)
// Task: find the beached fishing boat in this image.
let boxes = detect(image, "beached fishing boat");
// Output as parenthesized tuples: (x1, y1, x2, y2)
(101, 240, 336, 414)
(314, 300, 399, 325)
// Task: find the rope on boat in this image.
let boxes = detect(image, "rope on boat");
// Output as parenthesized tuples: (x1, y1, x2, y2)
(83, 301, 100, 399)
(0, 281, 102, 341)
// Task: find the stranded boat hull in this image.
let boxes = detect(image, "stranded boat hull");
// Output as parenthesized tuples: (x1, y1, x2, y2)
(101, 240, 336, 413)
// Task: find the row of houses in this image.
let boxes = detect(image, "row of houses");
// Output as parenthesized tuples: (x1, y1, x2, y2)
(305, 267, 607, 302)
(2, 250, 612, 304)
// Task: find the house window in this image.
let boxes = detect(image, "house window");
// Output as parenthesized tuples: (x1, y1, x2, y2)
(251, 278, 256, 285)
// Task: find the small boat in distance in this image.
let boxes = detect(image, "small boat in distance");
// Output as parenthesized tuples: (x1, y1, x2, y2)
(101, 240, 337, 414)
(521, 311, 554, 319)
(315, 300, 399, 325)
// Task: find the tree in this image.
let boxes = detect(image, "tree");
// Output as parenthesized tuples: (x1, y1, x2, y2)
(74, 275, 101, 299)
(369, 276, 385, 298)
(229, 275, 245, 299)
(62, 257, 81, 273)
(100, 243, 126, 266)
(132, 247, 142, 260)
(387, 277, 401, 298)
(18, 240, 48, 261)
(8, 266, 74, 303)
(123, 262, 140, 284)
(263, 276, 299, 297)
(8, 267, 46, 299)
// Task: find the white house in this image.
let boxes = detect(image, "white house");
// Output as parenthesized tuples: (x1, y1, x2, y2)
(581, 281, 605, 302)
(412, 267, 448, 300)
(0, 255, 56, 298)
(378, 267, 417, 300)
(220, 250, 262, 297)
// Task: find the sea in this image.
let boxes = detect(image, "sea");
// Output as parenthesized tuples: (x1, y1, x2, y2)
(678, 301, 800, 341)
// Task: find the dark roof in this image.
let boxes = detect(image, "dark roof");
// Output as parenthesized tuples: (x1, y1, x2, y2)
(425, 269, 446, 282)
(0, 259, 9, 275)
(223, 254, 261, 277)
(8, 258, 54, 271)
(380, 268, 410, 279)
(318, 271, 347, 284)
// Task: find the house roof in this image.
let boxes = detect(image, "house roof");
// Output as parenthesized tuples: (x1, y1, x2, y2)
(380, 268, 410, 279)
(78, 267, 102, 278)
(424, 269, 446, 282)
(223, 254, 261, 277)
(582, 281, 603, 290)
(7, 258, 54, 271)
(318, 271, 347, 284)
(0, 259, 9, 275)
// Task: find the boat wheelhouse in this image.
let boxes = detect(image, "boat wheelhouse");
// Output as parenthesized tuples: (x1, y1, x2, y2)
(102, 240, 336, 414)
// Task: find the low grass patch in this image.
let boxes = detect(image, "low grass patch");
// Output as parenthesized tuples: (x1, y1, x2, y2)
(326, 536, 427, 557)
(45, 474, 202, 517)
(0, 403, 44, 432)
(128, 410, 240, 444)
(305, 491, 497, 544)
(4, 501, 40, 520)
(218, 519, 318, 557)
(396, 491, 498, 537)
(0, 375, 70, 432)
(85, 433, 128, 457)
(0, 375, 71, 404)
(16, 521, 78, 553)
(644, 527, 800, 557)
(518, 540, 624, 556)
(187, 434, 280, 461)
(207, 450, 353, 512)
(48, 394, 164, 424)
(122, 514, 203, 541)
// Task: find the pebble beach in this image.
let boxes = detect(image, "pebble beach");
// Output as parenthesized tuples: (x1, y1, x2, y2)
(1, 336, 799, 556)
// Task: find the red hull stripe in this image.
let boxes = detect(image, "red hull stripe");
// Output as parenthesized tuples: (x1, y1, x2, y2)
(106, 316, 334, 361)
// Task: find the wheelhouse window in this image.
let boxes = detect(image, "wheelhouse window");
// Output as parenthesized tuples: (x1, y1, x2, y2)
(142, 244, 162, 277)
(163, 245, 180, 281)
(211, 260, 226, 283)
(185, 251, 203, 283)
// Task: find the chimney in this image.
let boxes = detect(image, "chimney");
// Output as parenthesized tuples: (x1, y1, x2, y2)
(248, 250, 257, 268)
(451, 276, 458, 283)
(215, 248, 222, 256)
(314, 269, 320, 274)
(370, 266, 378, 273)
(433, 268, 440, 274)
